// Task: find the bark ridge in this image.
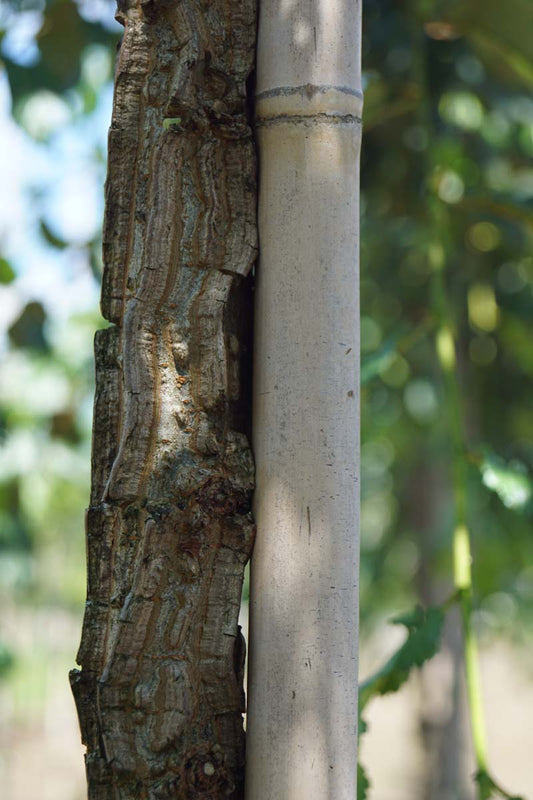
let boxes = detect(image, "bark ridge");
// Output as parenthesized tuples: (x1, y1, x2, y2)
(71, 1, 257, 797)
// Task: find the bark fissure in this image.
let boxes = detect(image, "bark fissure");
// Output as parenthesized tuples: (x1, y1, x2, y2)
(71, 2, 257, 798)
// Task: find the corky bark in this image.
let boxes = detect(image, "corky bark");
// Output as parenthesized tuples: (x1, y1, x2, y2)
(70, 2, 257, 798)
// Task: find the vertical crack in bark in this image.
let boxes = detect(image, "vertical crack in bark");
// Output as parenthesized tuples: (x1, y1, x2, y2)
(71, 1, 257, 797)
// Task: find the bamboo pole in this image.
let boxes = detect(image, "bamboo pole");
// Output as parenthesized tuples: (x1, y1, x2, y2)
(246, 3, 362, 798)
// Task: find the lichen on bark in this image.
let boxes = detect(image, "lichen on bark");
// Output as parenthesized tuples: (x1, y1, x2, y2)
(70, 1, 257, 798)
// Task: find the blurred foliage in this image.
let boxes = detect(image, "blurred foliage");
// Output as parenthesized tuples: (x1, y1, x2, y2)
(360, 0, 533, 648)
(1, 0, 118, 105)
(0, 1, 532, 794)
(0, 0, 119, 703)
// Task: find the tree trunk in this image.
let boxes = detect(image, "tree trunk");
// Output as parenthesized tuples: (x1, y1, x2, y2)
(246, 2, 362, 799)
(409, 461, 473, 800)
(70, 2, 257, 798)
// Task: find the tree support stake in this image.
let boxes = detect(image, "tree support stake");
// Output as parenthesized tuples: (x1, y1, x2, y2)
(246, 3, 362, 798)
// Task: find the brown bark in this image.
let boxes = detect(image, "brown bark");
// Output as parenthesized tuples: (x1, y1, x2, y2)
(70, 2, 257, 798)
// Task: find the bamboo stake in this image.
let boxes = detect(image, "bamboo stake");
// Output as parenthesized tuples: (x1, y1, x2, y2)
(246, 3, 362, 798)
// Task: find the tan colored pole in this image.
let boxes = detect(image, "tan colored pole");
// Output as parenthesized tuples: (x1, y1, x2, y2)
(246, 2, 362, 799)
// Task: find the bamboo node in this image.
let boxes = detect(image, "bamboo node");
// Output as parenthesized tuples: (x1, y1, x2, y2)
(256, 83, 363, 122)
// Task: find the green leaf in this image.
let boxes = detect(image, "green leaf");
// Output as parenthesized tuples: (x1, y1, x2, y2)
(480, 451, 532, 511)
(39, 219, 69, 249)
(359, 605, 445, 709)
(357, 763, 370, 800)
(163, 116, 183, 130)
(3, 0, 120, 106)
(0, 257, 16, 284)
(0, 639, 15, 679)
(475, 769, 524, 800)
(8, 301, 50, 353)
(88, 238, 103, 280)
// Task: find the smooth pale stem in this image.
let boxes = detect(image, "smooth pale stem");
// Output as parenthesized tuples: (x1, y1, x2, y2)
(247, 2, 362, 799)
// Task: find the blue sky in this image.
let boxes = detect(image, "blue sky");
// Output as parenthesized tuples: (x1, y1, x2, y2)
(0, 3, 119, 343)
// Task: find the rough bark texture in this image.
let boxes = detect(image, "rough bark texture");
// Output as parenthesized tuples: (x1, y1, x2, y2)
(70, 2, 257, 798)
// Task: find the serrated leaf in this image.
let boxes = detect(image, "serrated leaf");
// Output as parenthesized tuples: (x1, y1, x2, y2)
(357, 763, 370, 800)
(391, 605, 427, 628)
(480, 452, 532, 510)
(359, 605, 444, 709)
